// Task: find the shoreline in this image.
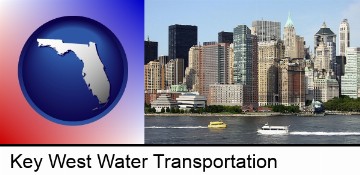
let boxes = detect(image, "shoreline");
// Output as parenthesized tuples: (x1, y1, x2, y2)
(145, 112, 286, 117)
(145, 111, 360, 117)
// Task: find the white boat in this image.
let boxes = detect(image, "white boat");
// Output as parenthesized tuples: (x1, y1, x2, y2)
(257, 123, 289, 135)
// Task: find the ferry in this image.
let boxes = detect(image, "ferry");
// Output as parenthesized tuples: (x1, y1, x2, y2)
(257, 123, 289, 135)
(208, 120, 227, 128)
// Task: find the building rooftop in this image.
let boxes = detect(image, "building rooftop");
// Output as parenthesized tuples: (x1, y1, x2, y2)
(151, 94, 177, 105)
(285, 12, 294, 27)
(315, 22, 335, 35)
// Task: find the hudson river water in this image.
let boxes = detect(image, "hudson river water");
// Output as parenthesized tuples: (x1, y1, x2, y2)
(145, 115, 360, 144)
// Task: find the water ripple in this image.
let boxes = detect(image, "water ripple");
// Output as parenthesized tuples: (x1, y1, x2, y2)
(290, 132, 360, 136)
(145, 126, 207, 129)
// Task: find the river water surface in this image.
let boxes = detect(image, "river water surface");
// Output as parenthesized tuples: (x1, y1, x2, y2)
(145, 115, 360, 144)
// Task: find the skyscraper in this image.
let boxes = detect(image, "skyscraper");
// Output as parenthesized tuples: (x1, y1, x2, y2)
(251, 20, 281, 42)
(283, 13, 305, 59)
(314, 22, 336, 73)
(144, 60, 161, 93)
(233, 25, 256, 106)
(313, 75, 339, 102)
(198, 43, 219, 98)
(228, 43, 234, 84)
(184, 46, 201, 91)
(197, 42, 230, 98)
(158, 55, 169, 66)
(145, 40, 158, 65)
(258, 40, 284, 106)
(341, 47, 360, 98)
(218, 43, 231, 84)
(278, 58, 305, 107)
(233, 25, 253, 85)
(284, 13, 305, 58)
(218, 31, 233, 44)
(158, 56, 169, 90)
(339, 19, 350, 56)
(284, 13, 296, 58)
(165, 58, 184, 88)
(251, 35, 259, 106)
(314, 42, 331, 71)
(168, 24, 198, 69)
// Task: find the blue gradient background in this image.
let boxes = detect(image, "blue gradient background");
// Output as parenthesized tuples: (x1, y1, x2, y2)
(0, 0, 144, 143)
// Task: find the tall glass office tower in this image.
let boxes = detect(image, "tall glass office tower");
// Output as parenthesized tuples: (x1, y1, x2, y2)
(168, 24, 197, 69)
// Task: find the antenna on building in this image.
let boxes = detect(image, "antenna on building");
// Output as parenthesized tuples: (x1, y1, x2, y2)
(147, 35, 150, 41)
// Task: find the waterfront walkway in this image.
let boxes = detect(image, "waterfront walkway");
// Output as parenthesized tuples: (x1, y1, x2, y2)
(145, 112, 284, 117)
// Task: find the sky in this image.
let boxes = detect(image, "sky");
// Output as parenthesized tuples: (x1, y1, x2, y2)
(145, 0, 360, 56)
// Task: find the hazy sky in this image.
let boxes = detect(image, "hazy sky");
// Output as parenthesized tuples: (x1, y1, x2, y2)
(145, 0, 360, 56)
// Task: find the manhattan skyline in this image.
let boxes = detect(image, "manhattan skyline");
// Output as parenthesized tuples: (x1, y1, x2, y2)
(145, 0, 360, 56)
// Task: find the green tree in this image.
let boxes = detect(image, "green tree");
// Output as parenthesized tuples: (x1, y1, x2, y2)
(198, 108, 203, 114)
(151, 107, 156, 113)
(189, 108, 195, 113)
(145, 103, 151, 108)
(160, 108, 165, 113)
(166, 107, 170, 113)
(174, 107, 180, 113)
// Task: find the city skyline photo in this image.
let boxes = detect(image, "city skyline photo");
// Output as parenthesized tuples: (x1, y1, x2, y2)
(145, 0, 360, 56)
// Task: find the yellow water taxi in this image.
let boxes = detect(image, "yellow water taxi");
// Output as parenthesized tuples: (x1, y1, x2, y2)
(208, 120, 227, 128)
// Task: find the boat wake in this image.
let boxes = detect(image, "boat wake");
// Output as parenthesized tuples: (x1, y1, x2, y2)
(145, 126, 207, 129)
(290, 132, 360, 136)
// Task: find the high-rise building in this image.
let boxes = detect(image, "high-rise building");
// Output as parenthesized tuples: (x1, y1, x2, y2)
(278, 58, 305, 107)
(251, 35, 259, 106)
(199, 44, 218, 98)
(144, 60, 161, 93)
(251, 20, 281, 42)
(198, 42, 231, 99)
(284, 13, 296, 58)
(158, 55, 169, 66)
(335, 55, 346, 95)
(218, 31, 233, 44)
(258, 40, 284, 106)
(218, 43, 231, 84)
(168, 24, 197, 69)
(145, 40, 158, 65)
(314, 42, 331, 71)
(283, 13, 305, 59)
(314, 22, 336, 73)
(341, 47, 360, 98)
(233, 25, 257, 106)
(165, 58, 184, 88)
(279, 58, 291, 106)
(295, 35, 305, 58)
(314, 74, 339, 102)
(233, 25, 253, 85)
(339, 19, 350, 56)
(184, 46, 201, 91)
(304, 67, 315, 102)
(228, 43, 234, 84)
(158, 56, 169, 90)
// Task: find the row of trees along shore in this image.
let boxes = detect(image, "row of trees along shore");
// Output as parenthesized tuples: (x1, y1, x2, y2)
(145, 104, 241, 114)
(145, 104, 301, 114)
(145, 96, 360, 114)
(324, 96, 360, 112)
